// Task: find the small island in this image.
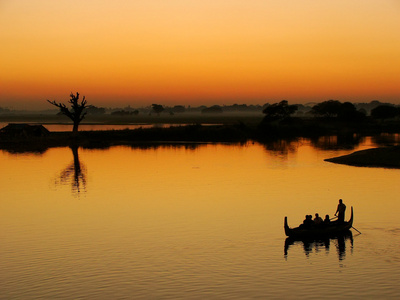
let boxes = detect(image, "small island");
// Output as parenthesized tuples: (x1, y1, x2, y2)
(325, 146, 400, 169)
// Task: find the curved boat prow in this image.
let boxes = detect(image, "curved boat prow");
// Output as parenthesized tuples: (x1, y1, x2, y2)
(283, 206, 355, 238)
(284, 216, 290, 236)
(348, 206, 354, 226)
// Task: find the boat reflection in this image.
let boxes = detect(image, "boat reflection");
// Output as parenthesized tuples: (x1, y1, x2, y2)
(284, 231, 353, 261)
(55, 145, 87, 194)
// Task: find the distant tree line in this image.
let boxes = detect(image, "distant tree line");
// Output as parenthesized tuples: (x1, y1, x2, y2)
(0, 107, 11, 114)
(103, 104, 266, 115)
(3, 92, 400, 143)
(111, 110, 139, 116)
(370, 105, 400, 120)
(86, 105, 106, 115)
(0, 97, 388, 118)
(43, 93, 400, 138)
(262, 100, 298, 121)
(260, 99, 400, 123)
(310, 100, 365, 120)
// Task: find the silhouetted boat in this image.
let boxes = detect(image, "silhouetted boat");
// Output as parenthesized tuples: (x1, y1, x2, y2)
(284, 206, 354, 238)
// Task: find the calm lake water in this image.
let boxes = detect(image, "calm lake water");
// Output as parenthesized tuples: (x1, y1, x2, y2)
(1, 135, 400, 299)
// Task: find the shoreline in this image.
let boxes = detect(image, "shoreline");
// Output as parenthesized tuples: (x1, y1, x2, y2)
(325, 146, 400, 169)
(1, 119, 400, 168)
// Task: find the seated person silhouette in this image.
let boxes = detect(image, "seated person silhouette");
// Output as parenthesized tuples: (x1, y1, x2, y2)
(313, 213, 323, 226)
(301, 215, 314, 229)
(324, 214, 330, 224)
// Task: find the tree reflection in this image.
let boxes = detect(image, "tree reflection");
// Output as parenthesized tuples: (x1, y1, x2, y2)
(55, 145, 87, 194)
(261, 138, 300, 157)
(284, 231, 354, 261)
(310, 134, 364, 151)
(371, 133, 400, 146)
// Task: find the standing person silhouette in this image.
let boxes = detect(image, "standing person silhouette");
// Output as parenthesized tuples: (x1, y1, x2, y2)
(335, 199, 346, 223)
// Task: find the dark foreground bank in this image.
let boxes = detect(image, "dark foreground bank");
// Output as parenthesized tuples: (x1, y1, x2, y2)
(325, 146, 400, 168)
(0, 124, 251, 153)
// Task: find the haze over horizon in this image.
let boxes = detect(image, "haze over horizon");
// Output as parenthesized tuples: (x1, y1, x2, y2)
(1, 1, 400, 110)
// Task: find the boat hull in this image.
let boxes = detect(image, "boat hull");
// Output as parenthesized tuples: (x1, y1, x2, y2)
(284, 207, 354, 238)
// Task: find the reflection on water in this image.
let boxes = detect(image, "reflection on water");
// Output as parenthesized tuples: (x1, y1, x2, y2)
(258, 133, 398, 158)
(54, 145, 87, 194)
(1, 136, 400, 299)
(1, 132, 399, 158)
(310, 134, 365, 151)
(261, 138, 299, 156)
(284, 231, 354, 261)
(128, 142, 205, 151)
(371, 133, 400, 146)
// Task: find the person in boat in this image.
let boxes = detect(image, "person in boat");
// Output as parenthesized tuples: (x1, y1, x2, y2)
(324, 214, 330, 224)
(301, 215, 314, 228)
(335, 199, 346, 223)
(313, 213, 323, 225)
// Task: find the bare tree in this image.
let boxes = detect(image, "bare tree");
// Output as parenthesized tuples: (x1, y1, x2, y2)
(47, 92, 88, 135)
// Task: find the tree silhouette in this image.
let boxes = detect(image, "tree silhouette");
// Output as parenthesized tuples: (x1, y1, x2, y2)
(152, 104, 164, 116)
(171, 105, 186, 113)
(338, 102, 366, 121)
(47, 92, 88, 135)
(311, 100, 365, 121)
(201, 105, 223, 114)
(371, 105, 398, 121)
(311, 100, 342, 117)
(86, 105, 105, 115)
(262, 100, 297, 121)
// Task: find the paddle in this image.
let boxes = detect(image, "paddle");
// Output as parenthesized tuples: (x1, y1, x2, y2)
(330, 216, 338, 221)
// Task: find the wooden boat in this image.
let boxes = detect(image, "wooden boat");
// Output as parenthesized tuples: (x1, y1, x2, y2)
(284, 206, 353, 238)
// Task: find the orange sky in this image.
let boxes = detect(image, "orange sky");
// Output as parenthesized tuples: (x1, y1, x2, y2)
(1, 0, 399, 109)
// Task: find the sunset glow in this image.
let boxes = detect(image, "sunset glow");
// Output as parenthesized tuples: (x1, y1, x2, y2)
(1, 0, 399, 109)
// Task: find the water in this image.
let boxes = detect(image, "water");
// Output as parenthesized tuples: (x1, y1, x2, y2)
(1, 136, 399, 299)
